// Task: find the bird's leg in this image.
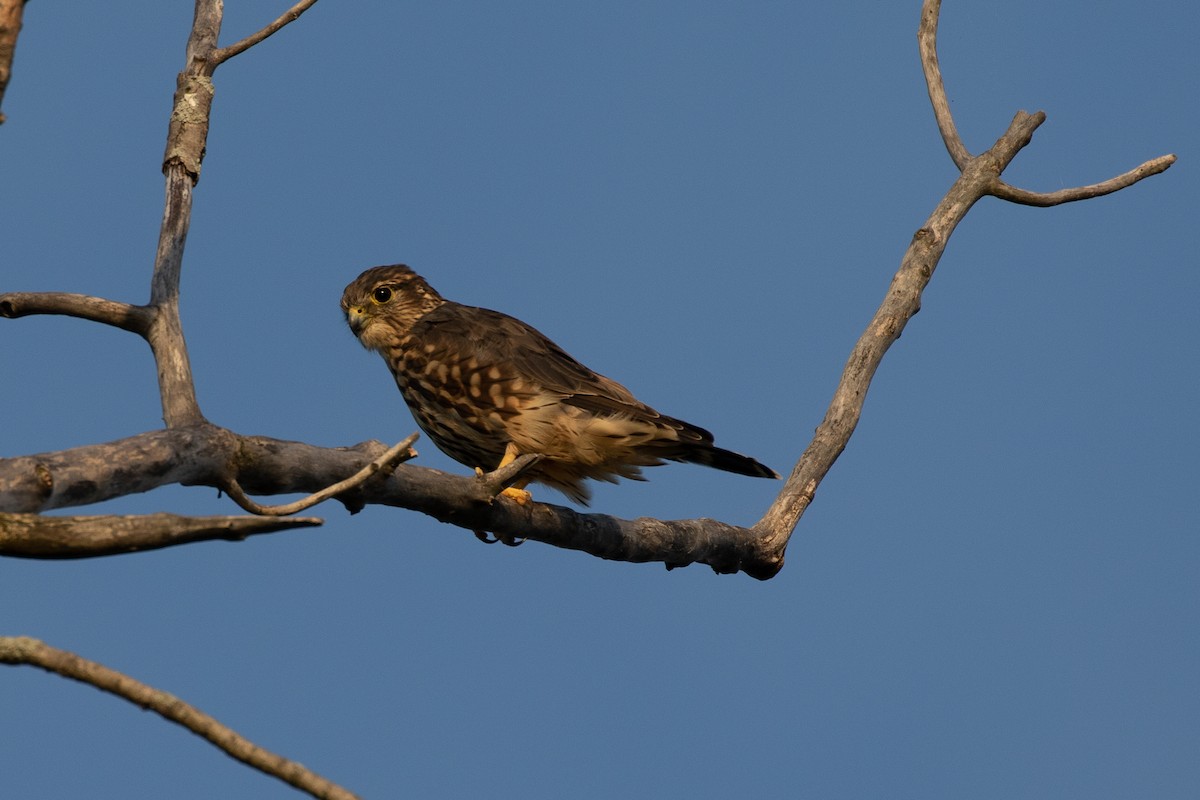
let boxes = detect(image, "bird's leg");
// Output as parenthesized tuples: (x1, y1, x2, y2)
(471, 445, 534, 546)
(495, 442, 533, 505)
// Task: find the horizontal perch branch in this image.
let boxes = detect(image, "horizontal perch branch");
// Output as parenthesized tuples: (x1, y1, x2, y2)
(0, 424, 784, 578)
(0, 292, 153, 335)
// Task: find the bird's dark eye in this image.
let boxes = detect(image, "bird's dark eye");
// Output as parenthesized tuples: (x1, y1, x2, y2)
(372, 287, 392, 304)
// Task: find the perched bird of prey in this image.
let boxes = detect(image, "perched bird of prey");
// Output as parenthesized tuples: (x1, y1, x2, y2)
(341, 265, 778, 505)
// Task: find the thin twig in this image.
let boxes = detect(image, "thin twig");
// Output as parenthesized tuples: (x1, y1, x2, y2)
(0, 512, 322, 559)
(917, 0, 971, 168)
(0, 636, 359, 800)
(0, 292, 153, 335)
(991, 153, 1177, 206)
(475, 453, 543, 498)
(224, 433, 419, 516)
(210, 0, 321, 66)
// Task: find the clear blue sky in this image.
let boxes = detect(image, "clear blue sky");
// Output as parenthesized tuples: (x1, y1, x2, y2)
(3, 2, 1196, 798)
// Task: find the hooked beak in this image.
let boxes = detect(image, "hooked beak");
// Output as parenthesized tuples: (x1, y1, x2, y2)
(346, 306, 367, 337)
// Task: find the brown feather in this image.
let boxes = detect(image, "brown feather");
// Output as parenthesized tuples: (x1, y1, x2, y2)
(342, 264, 778, 504)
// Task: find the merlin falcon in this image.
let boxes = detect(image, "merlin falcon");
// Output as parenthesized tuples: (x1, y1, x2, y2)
(341, 264, 778, 505)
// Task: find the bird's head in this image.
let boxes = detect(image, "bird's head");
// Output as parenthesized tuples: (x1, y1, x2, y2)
(341, 264, 445, 351)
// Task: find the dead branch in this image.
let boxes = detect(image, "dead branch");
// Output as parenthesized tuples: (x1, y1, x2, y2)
(150, 1, 221, 428)
(0, 292, 153, 334)
(991, 154, 1177, 206)
(0, 425, 777, 576)
(0, 512, 322, 559)
(917, 0, 1175, 203)
(917, 0, 970, 168)
(210, 0, 321, 66)
(754, 1, 1176, 553)
(0, 636, 359, 800)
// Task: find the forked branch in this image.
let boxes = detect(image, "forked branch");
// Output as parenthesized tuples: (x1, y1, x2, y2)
(752, 0, 1175, 558)
(918, 0, 1175, 204)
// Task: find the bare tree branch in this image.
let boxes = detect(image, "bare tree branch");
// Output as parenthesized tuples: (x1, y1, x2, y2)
(0, 292, 153, 335)
(0, 0, 27, 124)
(210, 0, 322, 67)
(0, 512, 322, 559)
(754, 3, 1177, 553)
(0, 425, 778, 575)
(145, 0, 317, 427)
(916, 0, 1175, 202)
(990, 153, 1178, 206)
(0, 636, 360, 800)
(755, 115, 1025, 548)
(917, 0, 971, 168)
(149, 1, 221, 428)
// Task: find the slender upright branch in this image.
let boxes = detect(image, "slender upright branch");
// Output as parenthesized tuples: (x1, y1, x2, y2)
(752, 2, 1175, 567)
(147, 1, 226, 428)
(754, 145, 995, 553)
(0, 0, 26, 124)
(145, 0, 328, 428)
(917, 0, 971, 168)
(0, 637, 360, 800)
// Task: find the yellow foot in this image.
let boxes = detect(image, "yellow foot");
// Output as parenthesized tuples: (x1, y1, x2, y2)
(500, 486, 532, 505)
